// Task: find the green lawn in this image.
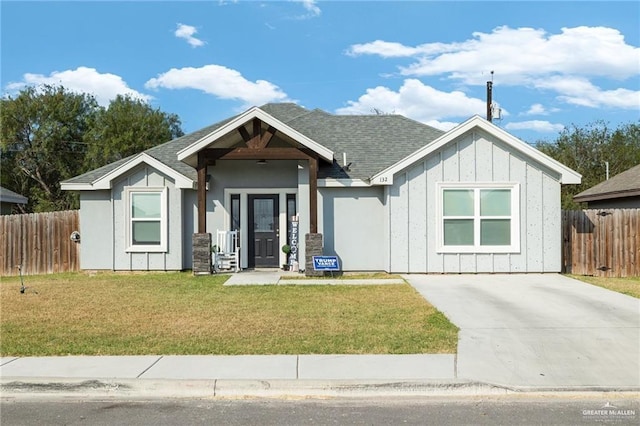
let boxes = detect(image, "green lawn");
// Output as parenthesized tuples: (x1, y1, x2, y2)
(569, 275, 640, 298)
(0, 272, 457, 356)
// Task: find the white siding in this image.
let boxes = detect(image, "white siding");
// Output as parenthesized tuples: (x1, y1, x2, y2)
(389, 173, 409, 272)
(388, 129, 564, 273)
(407, 163, 427, 272)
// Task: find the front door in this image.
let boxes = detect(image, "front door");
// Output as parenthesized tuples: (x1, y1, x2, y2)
(248, 194, 279, 268)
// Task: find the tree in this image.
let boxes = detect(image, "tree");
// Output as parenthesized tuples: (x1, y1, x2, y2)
(536, 121, 640, 209)
(1, 86, 185, 213)
(84, 95, 183, 169)
(1, 85, 98, 212)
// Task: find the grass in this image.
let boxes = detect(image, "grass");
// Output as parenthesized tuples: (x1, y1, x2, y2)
(569, 274, 640, 298)
(0, 272, 457, 356)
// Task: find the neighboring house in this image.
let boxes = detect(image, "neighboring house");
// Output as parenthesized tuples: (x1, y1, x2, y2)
(573, 164, 640, 208)
(61, 103, 581, 274)
(0, 186, 28, 214)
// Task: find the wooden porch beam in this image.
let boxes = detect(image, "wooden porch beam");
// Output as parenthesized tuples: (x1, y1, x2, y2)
(259, 125, 277, 148)
(237, 126, 251, 143)
(204, 147, 313, 161)
(197, 152, 207, 233)
(246, 118, 262, 149)
(309, 156, 318, 233)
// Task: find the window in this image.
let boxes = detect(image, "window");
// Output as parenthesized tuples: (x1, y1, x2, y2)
(231, 194, 241, 232)
(126, 187, 168, 252)
(438, 183, 519, 253)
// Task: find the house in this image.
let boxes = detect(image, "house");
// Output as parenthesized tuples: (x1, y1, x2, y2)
(573, 164, 640, 208)
(61, 103, 581, 274)
(0, 186, 28, 214)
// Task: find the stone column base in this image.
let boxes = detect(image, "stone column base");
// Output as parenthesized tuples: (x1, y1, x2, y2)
(305, 233, 323, 277)
(193, 233, 212, 275)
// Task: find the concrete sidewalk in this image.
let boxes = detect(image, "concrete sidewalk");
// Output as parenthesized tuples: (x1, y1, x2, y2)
(0, 354, 480, 399)
(222, 270, 405, 286)
(0, 354, 455, 381)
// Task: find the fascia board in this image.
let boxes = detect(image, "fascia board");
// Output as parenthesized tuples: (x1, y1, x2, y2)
(71, 153, 195, 190)
(371, 116, 582, 185)
(60, 182, 94, 191)
(0, 195, 28, 203)
(318, 178, 370, 188)
(574, 189, 640, 202)
(177, 107, 334, 164)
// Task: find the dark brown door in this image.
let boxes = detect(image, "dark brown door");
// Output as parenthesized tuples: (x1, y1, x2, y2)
(248, 194, 279, 268)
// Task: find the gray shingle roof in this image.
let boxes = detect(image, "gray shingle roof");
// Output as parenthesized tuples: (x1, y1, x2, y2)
(0, 186, 28, 204)
(63, 103, 445, 185)
(283, 108, 444, 179)
(574, 163, 640, 202)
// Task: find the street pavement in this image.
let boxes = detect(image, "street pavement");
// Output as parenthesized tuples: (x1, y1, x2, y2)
(1, 273, 639, 399)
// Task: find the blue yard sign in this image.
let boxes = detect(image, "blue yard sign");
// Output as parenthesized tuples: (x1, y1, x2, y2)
(312, 256, 340, 271)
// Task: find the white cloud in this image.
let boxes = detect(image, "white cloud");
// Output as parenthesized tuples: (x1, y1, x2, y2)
(505, 120, 565, 133)
(4, 67, 150, 106)
(346, 40, 457, 58)
(335, 79, 485, 131)
(346, 26, 640, 110)
(346, 40, 423, 58)
(297, 0, 321, 17)
(535, 76, 640, 109)
(175, 23, 205, 47)
(145, 64, 290, 106)
(524, 103, 548, 116)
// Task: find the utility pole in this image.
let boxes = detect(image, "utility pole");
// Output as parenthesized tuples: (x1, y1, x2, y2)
(486, 71, 494, 122)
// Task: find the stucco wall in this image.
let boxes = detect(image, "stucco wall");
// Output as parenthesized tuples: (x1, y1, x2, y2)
(319, 186, 386, 271)
(388, 128, 563, 273)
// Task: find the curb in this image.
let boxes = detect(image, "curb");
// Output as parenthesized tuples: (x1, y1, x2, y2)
(0, 378, 508, 399)
(3, 378, 639, 400)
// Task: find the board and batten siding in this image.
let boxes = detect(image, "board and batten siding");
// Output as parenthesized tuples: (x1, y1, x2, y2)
(79, 164, 185, 271)
(388, 129, 562, 273)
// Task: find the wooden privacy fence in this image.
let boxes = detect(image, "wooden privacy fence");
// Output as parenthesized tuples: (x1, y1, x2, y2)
(562, 209, 640, 277)
(0, 210, 80, 276)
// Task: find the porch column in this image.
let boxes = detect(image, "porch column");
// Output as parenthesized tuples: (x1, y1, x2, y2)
(309, 156, 318, 233)
(197, 152, 207, 233)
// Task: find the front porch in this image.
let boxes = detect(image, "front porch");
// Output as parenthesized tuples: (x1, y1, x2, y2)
(181, 111, 332, 275)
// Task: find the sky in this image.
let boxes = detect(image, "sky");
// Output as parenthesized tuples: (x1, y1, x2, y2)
(1, 1, 639, 144)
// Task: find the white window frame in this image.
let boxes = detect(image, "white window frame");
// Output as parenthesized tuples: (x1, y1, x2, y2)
(125, 186, 168, 252)
(436, 182, 520, 254)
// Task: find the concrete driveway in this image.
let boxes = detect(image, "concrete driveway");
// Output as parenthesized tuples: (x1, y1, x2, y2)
(405, 274, 640, 389)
